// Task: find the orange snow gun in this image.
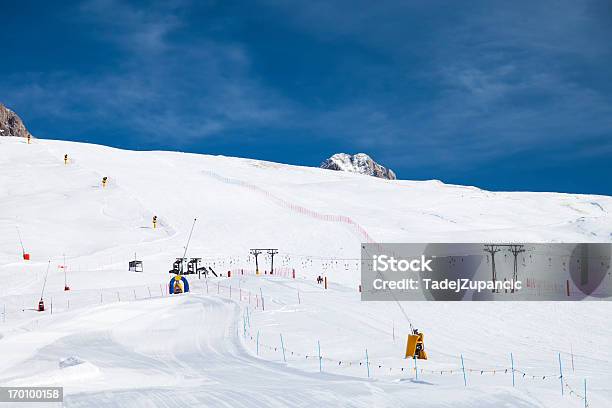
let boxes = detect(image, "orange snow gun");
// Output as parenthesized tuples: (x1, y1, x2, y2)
(405, 329, 428, 360)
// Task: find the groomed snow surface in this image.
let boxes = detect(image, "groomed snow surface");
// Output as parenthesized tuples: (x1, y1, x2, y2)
(0, 136, 611, 407)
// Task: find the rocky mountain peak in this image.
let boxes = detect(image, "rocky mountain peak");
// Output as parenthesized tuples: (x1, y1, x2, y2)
(320, 153, 396, 180)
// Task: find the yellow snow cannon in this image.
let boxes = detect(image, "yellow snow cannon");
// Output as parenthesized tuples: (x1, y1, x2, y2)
(405, 329, 428, 360)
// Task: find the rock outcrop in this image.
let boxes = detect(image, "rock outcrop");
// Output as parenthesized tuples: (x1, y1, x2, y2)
(0, 103, 33, 139)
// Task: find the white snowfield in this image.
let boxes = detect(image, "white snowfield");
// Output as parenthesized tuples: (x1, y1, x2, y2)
(0, 136, 611, 407)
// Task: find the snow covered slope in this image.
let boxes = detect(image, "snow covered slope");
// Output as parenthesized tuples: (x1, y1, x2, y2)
(0, 136, 610, 407)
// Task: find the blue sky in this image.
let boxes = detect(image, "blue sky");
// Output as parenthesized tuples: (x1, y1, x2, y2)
(2, 0, 611, 194)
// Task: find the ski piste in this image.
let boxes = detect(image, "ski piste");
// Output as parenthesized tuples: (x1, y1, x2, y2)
(0, 136, 610, 407)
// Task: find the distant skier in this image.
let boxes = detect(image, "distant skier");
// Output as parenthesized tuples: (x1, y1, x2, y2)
(102, 176, 108, 188)
(317, 275, 323, 284)
(64, 154, 68, 165)
(152, 216, 157, 229)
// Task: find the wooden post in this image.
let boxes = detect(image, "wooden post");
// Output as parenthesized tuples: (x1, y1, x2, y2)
(324, 276, 327, 289)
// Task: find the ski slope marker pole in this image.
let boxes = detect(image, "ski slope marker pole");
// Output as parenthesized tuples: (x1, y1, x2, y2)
(461, 354, 467, 386)
(318, 340, 322, 372)
(260, 288, 265, 311)
(257, 330, 260, 356)
(511, 352, 515, 387)
(280, 334, 286, 362)
(584, 378, 587, 408)
(414, 356, 418, 380)
(558, 353, 563, 396)
(366, 349, 370, 378)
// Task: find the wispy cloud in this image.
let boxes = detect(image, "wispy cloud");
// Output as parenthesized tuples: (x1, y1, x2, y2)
(0, 0, 293, 145)
(261, 0, 612, 170)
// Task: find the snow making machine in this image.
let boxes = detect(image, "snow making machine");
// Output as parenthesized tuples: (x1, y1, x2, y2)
(405, 329, 428, 360)
(169, 275, 190, 294)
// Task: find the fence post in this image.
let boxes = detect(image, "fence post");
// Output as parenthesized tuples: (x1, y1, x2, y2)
(366, 349, 370, 378)
(461, 354, 467, 386)
(256, 330, 260, 356)
(297, 290, 301, 304)
(511, 352, 515, 387)
(280, 334, 286, 362)
(558, 353, 564, 396)
(318, 340, 322, 372)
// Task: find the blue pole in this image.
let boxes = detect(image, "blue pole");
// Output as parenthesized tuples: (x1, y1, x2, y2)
(584, 378, 587, 408)
(318, 340, 322, 373)
(243, 314, 246, 338)
(558, 353, 564, 396)
(511, 352, 515, 387)
(461, 354, 467, 387)
(257, 330, 260, 356)
(366, 349, 370, 378)
(280, 334, 286, 362)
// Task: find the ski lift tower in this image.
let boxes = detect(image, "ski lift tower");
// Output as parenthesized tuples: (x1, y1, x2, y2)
(250, 249, 262, 275)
